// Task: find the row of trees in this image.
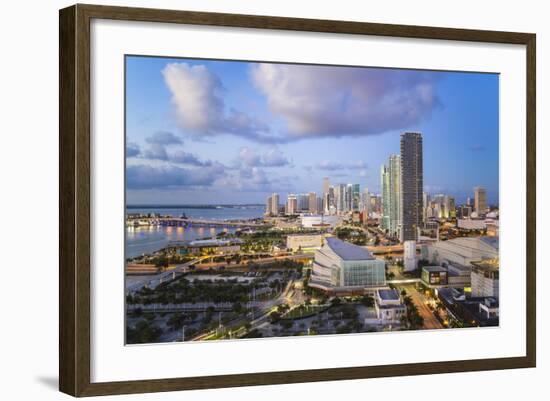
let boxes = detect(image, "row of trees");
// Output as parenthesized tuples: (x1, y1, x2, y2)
(334, 227, 368, 245)
(400, 290, 425, 330)
(128, 278, 257, 305)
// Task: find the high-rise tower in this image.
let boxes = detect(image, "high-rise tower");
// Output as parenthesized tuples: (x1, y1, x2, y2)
(388, 155, 401, 238)
(474, 187, 487, 216)
(400, 132, 423, 242)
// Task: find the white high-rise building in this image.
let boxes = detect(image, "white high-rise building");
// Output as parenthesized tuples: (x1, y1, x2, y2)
(381, 155, 401, 238)
(296, 193, 309, 211)
(345, 184, 353, 212)
(265, 195, 272, 215)
(286, 194, 297, 215)
(308, 192, 317, 213)
(337, 184, 346, 214)
(316, 196, 323, 214)
(474, 187, 487, 216)
(403, 240, 417, 272)
(271, 193, 279, 216)
(388, 155, 401, 238)
(444, 195, 456, 218)
(322, 177, 331, 213)
(423, 192, 430, 221)
(380, 165, 390, 231)
(361, 188, 371, 216)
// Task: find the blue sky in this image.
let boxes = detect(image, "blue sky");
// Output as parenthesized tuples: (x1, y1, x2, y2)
(125, 55, 499, 205)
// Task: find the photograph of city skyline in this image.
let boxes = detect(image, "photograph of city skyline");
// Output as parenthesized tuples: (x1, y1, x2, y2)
(125, 55, 499, 345)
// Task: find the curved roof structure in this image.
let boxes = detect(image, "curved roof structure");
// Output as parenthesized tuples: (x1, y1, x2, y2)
(325, 237, 374, 261)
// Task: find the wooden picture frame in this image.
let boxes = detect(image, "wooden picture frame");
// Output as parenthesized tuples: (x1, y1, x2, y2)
(59, 3, 536, 397)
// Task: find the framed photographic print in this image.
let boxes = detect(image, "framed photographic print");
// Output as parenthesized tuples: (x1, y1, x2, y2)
(59, 4, 536, 397)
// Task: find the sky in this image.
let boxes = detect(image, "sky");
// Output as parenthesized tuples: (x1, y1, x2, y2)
(125, 55, 499, 206)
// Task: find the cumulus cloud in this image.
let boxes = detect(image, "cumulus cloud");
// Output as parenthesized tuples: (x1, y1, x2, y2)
(126, 142, 140, 157)
(141, 142, 214, 167)
(251, 63, 440, 140)
(239, 147, 262, 167)
(238, 147, 290, 167)
(215, 166, 296, 193)
(248, 167, 269, 186)
(170, 150, 213, 167)
(142, 143, 169, 161)
(126, 164, 222, 190)
(162, 63, 271, 141)
(263, 149, 290, 167)
(145, 131, 183, 145)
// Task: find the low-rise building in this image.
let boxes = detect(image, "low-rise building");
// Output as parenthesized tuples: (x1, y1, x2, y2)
(471, 259, 499, 298)
(374, 289, 406, 324)
(457, 218, 486, 230)
(301, 214, 342, 228)
(436, 288, 498, 327)
(286, 234, 324, 252)
(479, 297, 499, 320)
(421, 266, 448, 287)
(424, 236, 499, 266)
(446, 263, 472, 287)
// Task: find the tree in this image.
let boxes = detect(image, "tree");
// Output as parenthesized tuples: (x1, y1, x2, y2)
(232, 302, 243, 314)
(412, 314, 424, 329)
(126, 319, 163, 344)
(360, 295, 374, 307)
(167, 312, 185, 330)
(330, 297, 342, 307)
(280, 320, 293, 330)
(270, 311, 281, 323)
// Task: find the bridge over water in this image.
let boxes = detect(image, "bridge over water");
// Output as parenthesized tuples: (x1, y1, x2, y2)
(154, 217, 270, 228)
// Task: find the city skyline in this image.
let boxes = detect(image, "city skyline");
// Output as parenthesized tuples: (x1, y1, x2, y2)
(126, 56, 499, 205)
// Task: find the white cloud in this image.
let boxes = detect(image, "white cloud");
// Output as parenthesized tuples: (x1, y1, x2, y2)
(162, 63, 271, 140)
(239, 147, 262, 167)
(262, 149, 290, 167)
(238, 147, 290, 167)
(126, 142, 140, 157)
(163, 63, 223, 132)
(126, 164, 223, 190)
(145, 131, 183, 145)
(251, 63, 440, 139)
(142, 143, 168, 160)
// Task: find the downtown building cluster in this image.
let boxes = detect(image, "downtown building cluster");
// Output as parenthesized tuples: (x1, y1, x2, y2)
(265, 181, 380, 218)
(265, 131, 492, 244)
(380, 133, 492, 243)
(379, 132, 423, 242)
